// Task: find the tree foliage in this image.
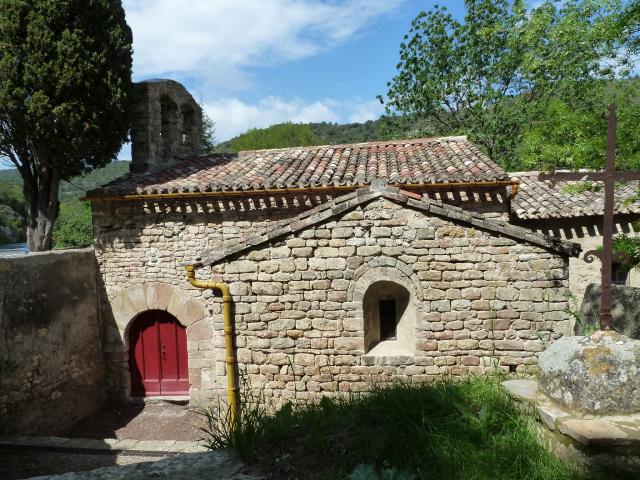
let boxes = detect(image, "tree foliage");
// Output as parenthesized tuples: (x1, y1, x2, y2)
(0, 0, 133, 250)
(519, 80, 640, 171)
(381, 0, 634, 170)
(52, 200, 92, 249)
(622, 0, 640, 58)
(201, 107, 216, 153)
(229, 123, 318, 151)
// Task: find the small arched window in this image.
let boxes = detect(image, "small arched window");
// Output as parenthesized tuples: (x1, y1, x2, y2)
(363, 281, 415, 355)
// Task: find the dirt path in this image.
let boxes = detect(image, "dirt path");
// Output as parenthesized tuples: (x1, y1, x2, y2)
(63, 403, 206, 441)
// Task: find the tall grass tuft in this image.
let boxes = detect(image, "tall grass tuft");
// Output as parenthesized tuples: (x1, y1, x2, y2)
(201, 376, 582, 480)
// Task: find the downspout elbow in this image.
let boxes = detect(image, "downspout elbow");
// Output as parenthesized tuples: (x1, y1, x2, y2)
(184, 264, 238, 428)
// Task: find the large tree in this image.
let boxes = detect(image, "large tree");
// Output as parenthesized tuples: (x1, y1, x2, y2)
(0, 0, 133, 251)
(623, 0, 640, 57)
(380, 0, 630, 169)
(518, 80, 640, 171)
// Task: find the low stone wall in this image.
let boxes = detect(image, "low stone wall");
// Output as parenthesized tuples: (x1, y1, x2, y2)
(0, 248, 106, 435)
(503, 379, 640, 479)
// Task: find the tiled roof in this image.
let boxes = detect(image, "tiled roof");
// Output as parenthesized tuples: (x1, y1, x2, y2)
(511, 171, 640, 220)
(196, 184, 580, 266)
(86, 136, 510, 198)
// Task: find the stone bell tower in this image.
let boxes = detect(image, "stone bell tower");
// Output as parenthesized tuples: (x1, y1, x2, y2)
(130, 79, 203, 174)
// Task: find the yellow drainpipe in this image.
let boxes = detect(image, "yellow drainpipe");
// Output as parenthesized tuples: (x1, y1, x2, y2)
(185, 264, 239, 428)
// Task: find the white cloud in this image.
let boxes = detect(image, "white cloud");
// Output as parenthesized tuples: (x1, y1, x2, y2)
(119, 1, 398, 147)
(123, 0, 403, 85)
(347, 99, 384, 123)
(204, 96, 339, 141)
(205, 96, 383, 141)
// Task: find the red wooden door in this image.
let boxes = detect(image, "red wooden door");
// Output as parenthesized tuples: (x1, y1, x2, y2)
(129, 311, 189, 396)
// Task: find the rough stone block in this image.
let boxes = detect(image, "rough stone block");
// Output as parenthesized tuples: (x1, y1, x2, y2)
(252, 282, 283, 295)
(539, 331, 640, 415)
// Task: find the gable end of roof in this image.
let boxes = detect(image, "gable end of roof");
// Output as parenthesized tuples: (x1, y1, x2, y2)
(196, 186, 580, 266)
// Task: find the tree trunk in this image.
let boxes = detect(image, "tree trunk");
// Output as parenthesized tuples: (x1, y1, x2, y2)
(23, 164, 60, 252)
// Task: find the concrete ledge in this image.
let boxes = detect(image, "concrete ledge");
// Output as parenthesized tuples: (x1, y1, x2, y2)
(502, 379, 640, 478)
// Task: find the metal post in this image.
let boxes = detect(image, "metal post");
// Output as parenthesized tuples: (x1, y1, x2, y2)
(600, 104, 616, 330)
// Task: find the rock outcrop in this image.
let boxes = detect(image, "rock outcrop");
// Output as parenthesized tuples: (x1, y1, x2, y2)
(538, 331, 640, 414)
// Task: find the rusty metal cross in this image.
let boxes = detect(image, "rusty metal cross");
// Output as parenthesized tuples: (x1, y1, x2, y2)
(539, 104, 640, 331)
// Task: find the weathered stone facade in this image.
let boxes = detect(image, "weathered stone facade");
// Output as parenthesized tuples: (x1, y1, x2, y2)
(130, 79, 203, 174)
(0, 249, 105, 435)
(93, 186, 575, 407)
(512, 217, 640, 332)
(94, 194, 327, 404)
(90, 79, 579, 407)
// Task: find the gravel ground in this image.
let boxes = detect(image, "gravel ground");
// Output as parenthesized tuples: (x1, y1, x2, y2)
(1, 402, 207, 479)
(63, 403, 205, 441)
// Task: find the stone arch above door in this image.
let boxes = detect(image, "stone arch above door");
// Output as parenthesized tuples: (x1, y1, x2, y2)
(110, 283, 205, 336)
(105, 283, 206, 401)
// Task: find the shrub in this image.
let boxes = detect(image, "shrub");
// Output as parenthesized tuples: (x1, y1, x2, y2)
(52, 201, 93, 249)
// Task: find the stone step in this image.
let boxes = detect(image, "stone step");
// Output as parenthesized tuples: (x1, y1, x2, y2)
(0, 436, 208, 453)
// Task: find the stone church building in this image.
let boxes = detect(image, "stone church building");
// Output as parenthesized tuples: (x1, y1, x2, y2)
(86, 80, 581, 407)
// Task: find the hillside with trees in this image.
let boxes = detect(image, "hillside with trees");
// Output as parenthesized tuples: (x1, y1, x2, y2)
(215, 121, 385, 152)
(0, 161, 130, 247)
(215, 116, 446, 152)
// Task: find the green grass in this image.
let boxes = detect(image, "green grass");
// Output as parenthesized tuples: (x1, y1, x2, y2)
(200, 377, 582, 480)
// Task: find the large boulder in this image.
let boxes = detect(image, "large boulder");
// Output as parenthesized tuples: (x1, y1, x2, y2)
(578, 284, 640, 338)
(538, 331, 640, 415)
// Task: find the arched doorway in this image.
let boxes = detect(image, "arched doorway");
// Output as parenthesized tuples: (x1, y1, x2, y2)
(129, 310, 189, 396)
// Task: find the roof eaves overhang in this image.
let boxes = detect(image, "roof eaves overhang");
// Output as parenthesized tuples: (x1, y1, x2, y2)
(194, 184, 579, 267)
(82, 180, 520, 202)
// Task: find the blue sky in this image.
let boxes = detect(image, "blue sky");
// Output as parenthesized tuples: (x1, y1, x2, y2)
(119, 0, 477, 157)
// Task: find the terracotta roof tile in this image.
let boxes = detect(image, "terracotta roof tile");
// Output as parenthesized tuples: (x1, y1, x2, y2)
(87, 136, 509, 198)
(511, 171, 640, 220)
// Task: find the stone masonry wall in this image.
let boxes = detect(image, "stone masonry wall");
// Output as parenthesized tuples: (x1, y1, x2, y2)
(514, 217, 640, 333)
(93, 194, 324, 404)
(0, 249, 106, 435)
(212, 197, 570, 407)
(94, 194, 571, 407)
